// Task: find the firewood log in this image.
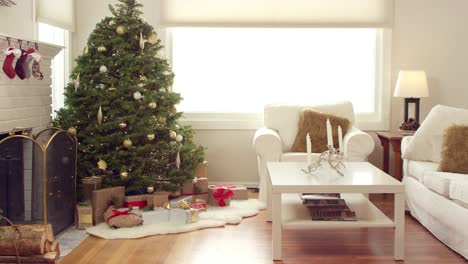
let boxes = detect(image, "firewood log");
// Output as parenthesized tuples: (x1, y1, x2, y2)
(0, 251, 59, 263)
(0, 224, 53, 256)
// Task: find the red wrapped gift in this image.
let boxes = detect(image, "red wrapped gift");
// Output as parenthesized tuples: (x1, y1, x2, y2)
(210, 184, 248, 200)
(208, 186, 233, 207)
(124, 195, 148, 209)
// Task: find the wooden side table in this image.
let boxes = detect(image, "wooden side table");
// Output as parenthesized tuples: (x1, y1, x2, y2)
(376, 132, 404, 181)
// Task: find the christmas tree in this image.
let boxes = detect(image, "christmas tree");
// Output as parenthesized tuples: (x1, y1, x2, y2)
(53, 0, 204, 197)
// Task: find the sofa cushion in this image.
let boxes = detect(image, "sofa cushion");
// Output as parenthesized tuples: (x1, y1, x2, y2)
(291, 110, 350, 153)
(408, 160, 439, 182)
(264, 101, 355, 152)
(402, 105, 468, 163)
(423, 171, 467, 196)
(439, 125, 468, 174)
(449, 179, 468, 206)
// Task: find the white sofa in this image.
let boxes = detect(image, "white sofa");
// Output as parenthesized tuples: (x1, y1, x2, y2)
(402, 136, 468, 260)
(252, 101, 375, 202)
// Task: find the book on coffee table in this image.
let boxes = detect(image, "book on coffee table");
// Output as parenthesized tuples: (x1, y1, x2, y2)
(301, 193, 357, 221)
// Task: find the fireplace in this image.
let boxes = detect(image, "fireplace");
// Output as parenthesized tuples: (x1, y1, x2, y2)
(0, 128, 76, 235)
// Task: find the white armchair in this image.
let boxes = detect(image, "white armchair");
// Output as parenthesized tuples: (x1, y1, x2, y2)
(253, 101, 375, 202)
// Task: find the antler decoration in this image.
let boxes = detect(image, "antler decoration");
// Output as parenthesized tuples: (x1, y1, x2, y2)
(302, 145, 345, 176)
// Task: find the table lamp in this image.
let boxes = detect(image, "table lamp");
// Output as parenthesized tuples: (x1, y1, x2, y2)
(394, 70, 429, 130)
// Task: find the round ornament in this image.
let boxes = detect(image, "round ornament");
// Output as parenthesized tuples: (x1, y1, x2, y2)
(137, 83, 144, 88)
(99, 65, 107, 73)
(97, 159, 107, 170)
(148, 102, 157, 109)
(133, 91, 142, 100)
(169, 130, 177, 140)
(148, 32, 158, 44)
(97, 45, 107, 52)
(146, 134, 155, 141)
(116, 25, 126, 35)
(109, 20, 115, 26)
(123, 139, 133, 148)
(67, 127, 77, 137)
(119, 122, 127, 129)
(147, 186, 154, 194)
(176, 134, 183, 142)
(98, 84, 105, 89)
(139, 75, 147, 81)
(120, 171, 128, 179)
(157, 116, 166, 124)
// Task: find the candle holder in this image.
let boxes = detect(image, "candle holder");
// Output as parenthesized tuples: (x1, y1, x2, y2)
(302, 145, 346, 176)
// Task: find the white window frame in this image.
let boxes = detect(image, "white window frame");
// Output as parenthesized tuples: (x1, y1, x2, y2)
(163, 28, 392, 131)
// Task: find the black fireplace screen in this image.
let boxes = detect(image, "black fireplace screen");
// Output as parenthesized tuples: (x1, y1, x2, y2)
(0, 128, 76, 235)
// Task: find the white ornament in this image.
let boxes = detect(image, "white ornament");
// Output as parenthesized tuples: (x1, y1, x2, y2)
(137, 83, 144, 88)
(159, 88, 166, 92)
(99, 83, 105, 89)
(176, 134, 183, 142)
(133, 91, 142, 100)
(147, 186, 154, 194)
(74, 73, 80, 92)
(139, 32, 148, 52)
(109, 20, 115, 26)
(175, 152, 181, 169)
(99, 65, 107, 73)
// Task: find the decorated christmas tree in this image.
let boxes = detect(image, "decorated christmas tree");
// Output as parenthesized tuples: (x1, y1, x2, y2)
(53, 0, 204, 197)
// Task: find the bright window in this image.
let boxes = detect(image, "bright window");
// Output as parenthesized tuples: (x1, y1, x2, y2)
(38, 22, 70, 117)
(171, 28, 390, 130)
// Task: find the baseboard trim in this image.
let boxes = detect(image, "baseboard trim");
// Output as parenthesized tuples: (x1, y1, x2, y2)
(209, 181, 259, 189)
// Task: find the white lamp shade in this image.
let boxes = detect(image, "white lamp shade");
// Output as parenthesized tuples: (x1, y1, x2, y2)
(394, 70, 429, 98)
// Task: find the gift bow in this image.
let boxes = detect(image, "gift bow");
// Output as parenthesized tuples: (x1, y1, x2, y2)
(212, 188, 233, 206)
(106, 209, 136, 222)
(176, 200, 191, 209)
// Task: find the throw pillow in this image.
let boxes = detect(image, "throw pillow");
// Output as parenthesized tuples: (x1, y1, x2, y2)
(439, 125, 468, 174)
(402, 105, 468, 162)
(291, 110, 350, 153)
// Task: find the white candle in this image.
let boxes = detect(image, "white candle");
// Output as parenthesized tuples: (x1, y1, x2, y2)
(306, 133, 312, 165)
(338, 126, 343, 153)
(326, 118, 333, 147)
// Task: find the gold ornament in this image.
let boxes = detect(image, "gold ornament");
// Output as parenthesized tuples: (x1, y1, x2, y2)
(108, 85, 117, 91)
(84, 45, 89, 54)
(148, 32, 158, 44)
(148, 102, 157, 109)
(74, 73, 80, 92)
(175, 151, 181, 169)
(97, 106, 103, 125)
(157, 116, 166, 124)
(97, 159, 107, 170)
(123, 139, 133, 148)
(139, 75, 147, 81)
(119, 122, 127, 129)
(147, 186, 154, 194)
(169, 131, 177, 140)
(97, 45, 107, 52)
(116, 25, 126, 35)
(67, 127, 77, 137)
(139, 32, 148, 52)
(146, 134, 155, 141)
(120, 171, 128, 179)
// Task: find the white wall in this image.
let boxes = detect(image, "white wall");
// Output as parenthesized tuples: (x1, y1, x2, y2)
(73, 0, 468, 184)
(0, 0, 35, 40)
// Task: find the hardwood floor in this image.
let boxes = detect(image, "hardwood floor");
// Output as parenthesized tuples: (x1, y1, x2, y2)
(61, 194, 467, 264)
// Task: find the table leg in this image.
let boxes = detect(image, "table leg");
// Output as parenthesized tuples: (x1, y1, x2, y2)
(394, 193, 405, 260)
(272, 192, 282, 260)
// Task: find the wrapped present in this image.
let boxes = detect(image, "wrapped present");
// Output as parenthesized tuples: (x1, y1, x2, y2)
(181, 179, 195, 195)
(196, 161, 208, 178)
(76, 205, 93, 230)
(104, 206, 143, 228)
(210, 184, 249, 200)
(190, 200, 207, 212)
(192, 193, 209, 203)
(142, 208, 170, 225)
(169, 195, 193, 209)
(170, 208, 199, 225)
(208, 186, 233, 207)
(82, 176, 103, 201)
(149, 193, 169, 208)
(124, 194, 148, 209)
(194, 177, 209, 194)
(92, 186, 125, 224)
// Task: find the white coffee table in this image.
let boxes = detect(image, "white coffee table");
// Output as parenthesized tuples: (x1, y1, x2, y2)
(266, 162, 405, 261)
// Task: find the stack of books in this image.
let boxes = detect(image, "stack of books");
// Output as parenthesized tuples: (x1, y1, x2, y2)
(300, 193, 357, 221)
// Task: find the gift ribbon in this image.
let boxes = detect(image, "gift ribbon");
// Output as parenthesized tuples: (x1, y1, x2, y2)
(212, 188, 233, 207)
(190, 203, 206, 210)
(210, 184, 237, 189)
(106, 209, 136, 222)
(124, 200, 148, 209)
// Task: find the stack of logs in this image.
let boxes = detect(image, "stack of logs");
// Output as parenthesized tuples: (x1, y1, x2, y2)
(0, 224, 60, 263)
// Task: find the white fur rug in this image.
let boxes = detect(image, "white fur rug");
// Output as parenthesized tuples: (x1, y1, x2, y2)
(86, 199, 265, 239)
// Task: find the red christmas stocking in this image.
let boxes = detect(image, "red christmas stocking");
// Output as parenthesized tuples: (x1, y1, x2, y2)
(2, 47, 21, 79)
